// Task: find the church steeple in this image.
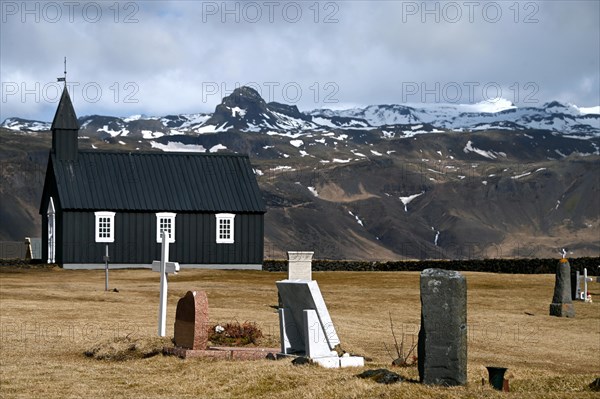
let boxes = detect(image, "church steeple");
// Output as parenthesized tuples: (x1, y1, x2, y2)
(51, 85, 79, 161)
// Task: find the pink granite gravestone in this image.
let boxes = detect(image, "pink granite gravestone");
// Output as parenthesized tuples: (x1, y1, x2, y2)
(165, 290, 278, 360)
(174, 291, 209, 350)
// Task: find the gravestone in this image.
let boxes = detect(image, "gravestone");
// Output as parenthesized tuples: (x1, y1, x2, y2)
(24, 237, 32, 260)
(287, 251, 314, 280)
(418, 268, 467, 386)
(164, 290, 279, 360)
(174, 291, 209, 350)
(549, 258, 575, 317)
(276, 279, 364, 368)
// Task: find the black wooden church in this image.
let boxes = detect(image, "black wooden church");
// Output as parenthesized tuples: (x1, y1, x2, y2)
(40, 87, 266, 269)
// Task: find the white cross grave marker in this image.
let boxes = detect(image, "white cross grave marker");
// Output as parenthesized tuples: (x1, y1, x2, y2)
(152, 230, 180, 337)
(574, 268, 593, 302)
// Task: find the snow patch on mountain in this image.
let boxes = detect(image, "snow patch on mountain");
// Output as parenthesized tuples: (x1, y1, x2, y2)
(209, 144, 227, 153)
(98, 125, 129, 137)
(576, 105, 600, 115)
(399, 192, 424, 212)
(150, 141, 207, 152)
(122, 114, 143, 123)
(348, 211, 365, 227)
(230, 107, 246, 117)
(463, 140, 503, 159)
(142, 130, 164, 139)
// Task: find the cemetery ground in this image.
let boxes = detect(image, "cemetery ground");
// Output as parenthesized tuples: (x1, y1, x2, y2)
(0, 267, 598, 398)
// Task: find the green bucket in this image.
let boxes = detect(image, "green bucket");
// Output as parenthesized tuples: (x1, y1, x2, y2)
(486, 366, 508, 391)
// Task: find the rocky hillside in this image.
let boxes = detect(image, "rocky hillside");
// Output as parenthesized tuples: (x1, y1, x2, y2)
(1, 87, 599, 260)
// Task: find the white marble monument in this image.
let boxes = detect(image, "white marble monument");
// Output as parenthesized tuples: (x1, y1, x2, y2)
(276, 279, 364, 368)
(287, 251, 314, 281)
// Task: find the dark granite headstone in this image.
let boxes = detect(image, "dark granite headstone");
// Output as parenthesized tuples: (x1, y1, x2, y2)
(174, 291, 209, 350)
(549, 259, 575, 317)
(418, 268, 467, 386)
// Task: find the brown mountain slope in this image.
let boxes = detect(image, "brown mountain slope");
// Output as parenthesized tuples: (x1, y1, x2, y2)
(1, 128, 598, 259)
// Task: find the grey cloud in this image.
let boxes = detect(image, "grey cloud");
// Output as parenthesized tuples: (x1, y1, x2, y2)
(1, 0, 598, 121)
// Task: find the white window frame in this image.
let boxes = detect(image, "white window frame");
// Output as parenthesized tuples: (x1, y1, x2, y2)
(156, 212, 176, 243)
(94, 211, 115, 243)
(215, 213, 235, 244)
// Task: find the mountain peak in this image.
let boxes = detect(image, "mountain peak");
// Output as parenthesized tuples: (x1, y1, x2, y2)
(544, 100, 566, 109)
(221, 86, 266, 108)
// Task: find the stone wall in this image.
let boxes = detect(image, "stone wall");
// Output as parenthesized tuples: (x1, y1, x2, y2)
(263, 257, 600, 274)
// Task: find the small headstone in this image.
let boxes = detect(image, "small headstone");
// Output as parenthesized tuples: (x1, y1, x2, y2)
(24, 237, 32, 260)
(418, 268, 467, 386)
(357, 369, 402, 384)
(549, 259, 575, 317)
(174, 291, 209, 350)
(287, 251, 314, 280)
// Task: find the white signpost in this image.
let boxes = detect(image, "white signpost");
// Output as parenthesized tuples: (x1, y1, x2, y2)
(152, 230, 180, 337)
(103, 244, 109, 291)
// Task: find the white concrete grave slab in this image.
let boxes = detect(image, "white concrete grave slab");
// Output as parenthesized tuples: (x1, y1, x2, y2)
(276, 279, 364, 368)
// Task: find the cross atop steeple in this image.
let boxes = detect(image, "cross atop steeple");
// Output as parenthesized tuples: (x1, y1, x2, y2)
(57, 57, 67, 86)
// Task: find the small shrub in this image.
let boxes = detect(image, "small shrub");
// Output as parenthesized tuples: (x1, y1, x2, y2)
(208, 321, 263, 346)
(384, 312, 418, 367)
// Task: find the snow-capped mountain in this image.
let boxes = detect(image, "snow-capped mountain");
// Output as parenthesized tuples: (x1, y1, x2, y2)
(310, 99, 600, 134)
(2, 86, 599, 136)
(1, 117, 51, 132)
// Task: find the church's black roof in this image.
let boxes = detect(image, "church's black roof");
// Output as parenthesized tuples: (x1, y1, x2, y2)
(51, 87, 79, 130)
(48, 150, 265, 212)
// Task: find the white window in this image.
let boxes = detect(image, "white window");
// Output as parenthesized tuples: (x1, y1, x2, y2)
(94, 211, 115, 243)
(215, 213, 235, 244)
(156, 212, 176, 243)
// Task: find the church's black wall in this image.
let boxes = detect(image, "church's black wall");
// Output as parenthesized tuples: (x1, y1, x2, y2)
(60, 211, 264, 265)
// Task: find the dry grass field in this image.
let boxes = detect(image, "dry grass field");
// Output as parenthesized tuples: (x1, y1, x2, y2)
(0, 266, 599, 398)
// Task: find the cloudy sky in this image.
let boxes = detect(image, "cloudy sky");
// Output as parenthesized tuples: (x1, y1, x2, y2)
(1, 0, 599, 121)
